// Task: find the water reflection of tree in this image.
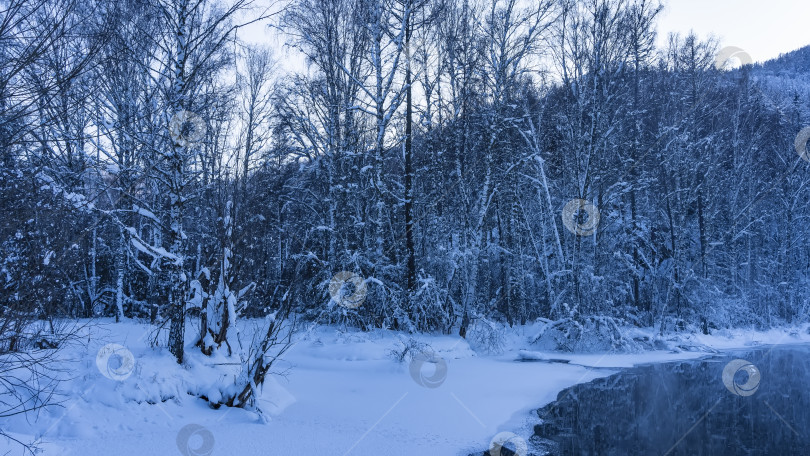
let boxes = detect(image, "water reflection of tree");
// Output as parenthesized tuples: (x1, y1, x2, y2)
(533, 349, 810, 455)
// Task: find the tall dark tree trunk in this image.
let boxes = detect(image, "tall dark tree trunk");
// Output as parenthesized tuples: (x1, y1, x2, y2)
(660, 164, 680, 333)
(167, 4, 190, 365)
(404, 13, 416, 294)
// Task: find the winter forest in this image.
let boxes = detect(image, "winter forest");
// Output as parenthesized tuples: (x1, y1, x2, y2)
(3, 0, 810, 454)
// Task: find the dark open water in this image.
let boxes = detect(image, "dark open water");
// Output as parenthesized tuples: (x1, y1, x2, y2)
(527, 345, 810, 456)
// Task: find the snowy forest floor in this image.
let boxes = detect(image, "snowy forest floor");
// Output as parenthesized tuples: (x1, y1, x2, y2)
(3, 320, 810, 456)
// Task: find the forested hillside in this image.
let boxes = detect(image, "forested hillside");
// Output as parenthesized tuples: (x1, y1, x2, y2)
(3, 0, 810, 361)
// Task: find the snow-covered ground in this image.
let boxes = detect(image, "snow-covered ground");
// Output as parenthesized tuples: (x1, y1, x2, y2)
(3, 320, 810, 456)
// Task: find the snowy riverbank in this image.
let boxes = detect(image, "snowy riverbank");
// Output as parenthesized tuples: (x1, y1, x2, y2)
(3, 320, 810, 455)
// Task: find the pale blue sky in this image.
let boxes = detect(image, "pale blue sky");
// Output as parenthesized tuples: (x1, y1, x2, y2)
(237, 0, 810, 72)
(657, 0, 810, 62)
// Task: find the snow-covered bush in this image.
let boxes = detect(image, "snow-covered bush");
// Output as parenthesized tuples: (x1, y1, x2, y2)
(202, 311, 295, 410)
(0, 319, 83, 453)
(466, 317, 505, 355)
(531, 316, 640, 353)
(387, 336, 432, 363)
(406, 274, 452, 333)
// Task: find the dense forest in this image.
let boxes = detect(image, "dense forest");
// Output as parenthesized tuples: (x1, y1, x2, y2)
(3, 0, 810, 367)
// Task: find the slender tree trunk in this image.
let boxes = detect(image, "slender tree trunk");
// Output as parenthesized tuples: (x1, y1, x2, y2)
(404, 16, 416, 294)
(115, 227, 126, 322)
(167, 4, 189, 364)
(660, 164, 680, 328)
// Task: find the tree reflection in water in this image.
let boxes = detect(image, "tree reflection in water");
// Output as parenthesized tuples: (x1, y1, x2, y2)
(532, 347, 810, 455)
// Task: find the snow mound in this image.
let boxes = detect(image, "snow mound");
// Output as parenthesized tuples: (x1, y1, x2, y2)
(531, 316, 642, 353)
